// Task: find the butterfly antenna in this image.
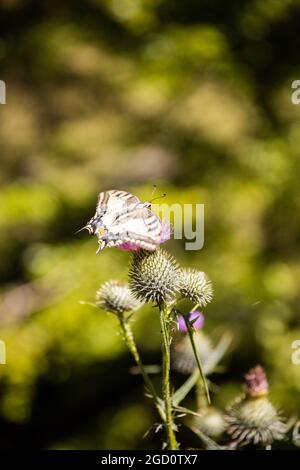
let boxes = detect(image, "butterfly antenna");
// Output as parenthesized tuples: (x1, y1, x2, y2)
(150, 193, 167, 203)
(75, 225, 89, 235)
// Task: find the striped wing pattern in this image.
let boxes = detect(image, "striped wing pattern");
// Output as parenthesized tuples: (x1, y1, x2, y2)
(89, 190, 162, 252)
(96, 190, 141, 216)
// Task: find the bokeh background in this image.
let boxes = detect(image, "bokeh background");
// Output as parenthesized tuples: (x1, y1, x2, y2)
(1, 0, 300, 449)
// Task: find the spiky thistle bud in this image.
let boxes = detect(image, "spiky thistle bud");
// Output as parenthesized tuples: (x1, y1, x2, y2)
(225, 366, 286, 447)
(192, 407, 227, 439)
(171, 330, 215, 375)
(179, 269, 213, 307)
(129, 249, 180, 305)
(96, 280, 142, 315)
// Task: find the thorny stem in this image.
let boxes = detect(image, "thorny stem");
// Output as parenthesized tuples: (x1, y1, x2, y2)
(184, 316, 211, 405)
(159, 304, 178, 450)
(119, 314, 166, 422)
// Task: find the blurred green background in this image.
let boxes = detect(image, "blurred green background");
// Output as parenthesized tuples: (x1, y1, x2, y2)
(1, 0, 300, 449)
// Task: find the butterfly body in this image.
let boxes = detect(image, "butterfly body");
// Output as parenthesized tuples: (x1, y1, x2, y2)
(84, 190, 162, 253)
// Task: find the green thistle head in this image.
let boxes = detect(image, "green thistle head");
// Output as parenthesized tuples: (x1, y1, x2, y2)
(179, 269, 213, 307)
(129, 249, 180, 305)
(96, 280, 142, 315)
(225, 366, 286, 447)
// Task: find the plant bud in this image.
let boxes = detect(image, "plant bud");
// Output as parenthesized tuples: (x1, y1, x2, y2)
(129, 249, 180, 305)
(180, 269, 213, 307)
(96, 280, 142, 315)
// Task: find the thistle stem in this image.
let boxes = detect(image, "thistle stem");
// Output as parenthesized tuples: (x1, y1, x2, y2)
(119, 314, 165, 422)
(159, 304, 178, 450)
(184, 316, 211, 405)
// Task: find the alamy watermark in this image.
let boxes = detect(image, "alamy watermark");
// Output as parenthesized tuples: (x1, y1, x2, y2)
(153, 203, 204, 251)
(0, 340, 6, 365)
(291, 340, 300, 365)
(291, 80, 300, 104)
(0, 80, 6, 104)
(85, 201, 205, 251)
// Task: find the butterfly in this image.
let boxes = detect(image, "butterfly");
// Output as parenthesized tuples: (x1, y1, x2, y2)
(82, 190, 163, 253)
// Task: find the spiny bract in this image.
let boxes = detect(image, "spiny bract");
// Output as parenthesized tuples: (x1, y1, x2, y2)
(96, 280, 142, 315)
(129, 249, 180, 305)
(179, 269, 213, 307)
(225, 395, 286, 447)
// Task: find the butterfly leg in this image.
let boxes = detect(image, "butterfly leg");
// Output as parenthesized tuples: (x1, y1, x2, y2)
(96, 239, 107, 254)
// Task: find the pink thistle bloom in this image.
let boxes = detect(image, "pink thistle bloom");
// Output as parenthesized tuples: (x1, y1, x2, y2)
(244, 365, 269, 397)
(118, 220, 171, 252)
(118, 241, 141, 251)
(177, 311, 205, 333)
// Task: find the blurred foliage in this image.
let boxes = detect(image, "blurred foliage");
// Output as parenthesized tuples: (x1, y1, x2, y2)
(1, 0, 300, 449)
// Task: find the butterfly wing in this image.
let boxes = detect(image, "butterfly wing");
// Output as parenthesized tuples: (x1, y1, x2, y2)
(90, 190, 162, 253)
(96, 190, 141, 216)
(103, 204, 162, 251)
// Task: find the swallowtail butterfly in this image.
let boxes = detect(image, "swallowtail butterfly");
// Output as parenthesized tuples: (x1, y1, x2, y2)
(83, 190, 163, 253)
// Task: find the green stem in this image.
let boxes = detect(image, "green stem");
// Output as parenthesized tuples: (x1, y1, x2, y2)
(184, 316, 211, 405)
(119, 314, 165, 422)
(159, 304, 178, 450)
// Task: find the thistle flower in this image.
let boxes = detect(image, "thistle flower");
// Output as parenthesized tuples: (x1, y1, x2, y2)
(96, 280, 142, 315)
(129, 249, 180, 304)
(171, 330, 214, 375)
(244, 365, 269, 397)
(177, 311, 204, 333)
(179, 269, 213, 307)
(118, 241, 142, 252)
(225, 366, 286, 448)
(119, 221, 171, 251)
(192, 407, 227, 439)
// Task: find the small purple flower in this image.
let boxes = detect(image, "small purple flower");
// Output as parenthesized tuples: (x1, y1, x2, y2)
(118, 219, 171, 251)
(177, 311, 204, 333)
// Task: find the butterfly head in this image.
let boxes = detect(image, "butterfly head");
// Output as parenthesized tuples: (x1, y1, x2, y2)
(80, 216, 109, 254)
(84, 223, 94, 235)
(78, 216, 103, 235)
